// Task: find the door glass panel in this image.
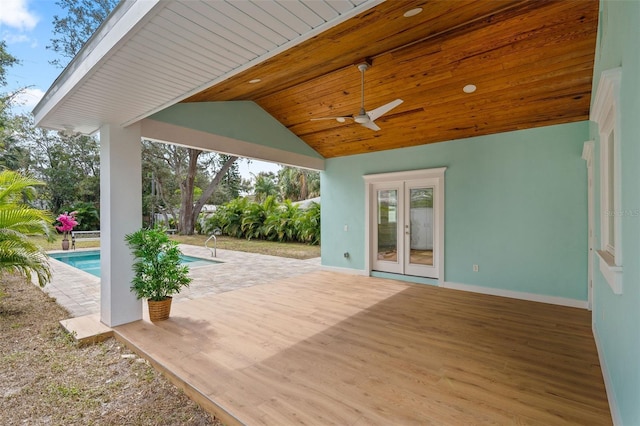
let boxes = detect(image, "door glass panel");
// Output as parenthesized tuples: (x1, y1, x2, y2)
(409, 187, 433, 266)
(377, 189, 398, 262)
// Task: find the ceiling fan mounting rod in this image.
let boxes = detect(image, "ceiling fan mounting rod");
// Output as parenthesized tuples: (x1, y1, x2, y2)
(357, 62, 370, 118)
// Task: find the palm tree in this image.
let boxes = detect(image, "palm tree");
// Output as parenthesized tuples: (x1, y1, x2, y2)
(278, 166, 320, 201)
(252, 172, 279, 203)
(0, 170, 54, 286)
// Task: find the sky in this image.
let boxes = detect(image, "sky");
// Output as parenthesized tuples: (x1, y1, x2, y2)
(0, 0, 282, 180)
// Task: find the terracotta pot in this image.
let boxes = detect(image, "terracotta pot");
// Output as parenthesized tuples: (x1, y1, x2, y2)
(148, 297, 172, 322)
(61, 238, 70, 250)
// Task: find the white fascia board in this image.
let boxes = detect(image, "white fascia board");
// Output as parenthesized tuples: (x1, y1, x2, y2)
(33, 0, 166, 128)
(140, 118, 325, 171)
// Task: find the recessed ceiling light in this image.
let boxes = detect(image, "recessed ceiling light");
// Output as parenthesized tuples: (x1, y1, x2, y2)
(249, 78, 261, 84)
(463, 84, 477, 94)
(404, 7, 423, 18)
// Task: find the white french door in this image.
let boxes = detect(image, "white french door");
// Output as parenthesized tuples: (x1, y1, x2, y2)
(367, 169, 444, 280)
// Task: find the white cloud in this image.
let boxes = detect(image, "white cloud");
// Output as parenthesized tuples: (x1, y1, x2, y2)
(3, 32, 31, 44)
(0, 0, 39, 31)
(12, 87, 45, 110)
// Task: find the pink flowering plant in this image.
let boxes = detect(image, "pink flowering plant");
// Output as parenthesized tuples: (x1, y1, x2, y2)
(55, 211, 78, 239)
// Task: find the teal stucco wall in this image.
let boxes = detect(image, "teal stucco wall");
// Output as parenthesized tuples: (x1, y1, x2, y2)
(150, 101, 323, 159)
(321, 121, 589, 302)
(590, 1, 640, 424)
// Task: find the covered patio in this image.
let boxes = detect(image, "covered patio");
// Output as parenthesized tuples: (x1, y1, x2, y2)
(114, 271, 610, 425)
(32, 0, 640, 423)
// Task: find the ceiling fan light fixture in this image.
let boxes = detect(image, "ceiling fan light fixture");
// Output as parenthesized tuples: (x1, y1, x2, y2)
(463, 84, 477, 93)
(354, 116, 369, 124)
(404, 7, 423, 18)
(336, 117, 346, 123)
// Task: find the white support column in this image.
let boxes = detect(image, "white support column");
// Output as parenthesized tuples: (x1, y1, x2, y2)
(99, 123, 142, 326)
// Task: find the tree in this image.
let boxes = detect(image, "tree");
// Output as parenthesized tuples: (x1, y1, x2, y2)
(181, 151, 237, 235)
(47, 0, 239, 235)
(0, 135, 30, 172)
(47, 0, 119, 68)
(277, 166, 320, 202)
(1, 43, 22, 167)
(142, 141, 238, 235)
(253, 172, 279, 203)
(210, 156, 244, 204)
(142, 141, 182, 228)
(0, 41, 19, 87)
(0, 108, 31, 173)
(0, 171, 54, 286)
(12, 116, 100, 213)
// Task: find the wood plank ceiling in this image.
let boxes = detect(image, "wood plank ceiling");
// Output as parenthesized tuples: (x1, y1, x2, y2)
(184, 0, 599, 159)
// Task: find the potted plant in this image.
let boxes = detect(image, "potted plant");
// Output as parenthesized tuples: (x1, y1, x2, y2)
(125, 227, 191, 321)
(55, 211, 78, 250)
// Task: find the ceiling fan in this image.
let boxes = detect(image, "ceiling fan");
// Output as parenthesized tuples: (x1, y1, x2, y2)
(311, 62, 403, 131)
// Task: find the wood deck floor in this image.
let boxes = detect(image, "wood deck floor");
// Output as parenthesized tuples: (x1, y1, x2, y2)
(113, 271, 611, 425)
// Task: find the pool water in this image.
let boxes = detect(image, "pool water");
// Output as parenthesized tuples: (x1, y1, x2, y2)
(49, 250, 219, 278)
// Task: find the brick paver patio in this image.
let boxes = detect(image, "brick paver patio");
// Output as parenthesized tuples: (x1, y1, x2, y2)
(44, 245, 322, 317)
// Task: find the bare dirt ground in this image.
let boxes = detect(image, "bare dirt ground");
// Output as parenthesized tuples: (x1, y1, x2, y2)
(0, 272, 223, 426)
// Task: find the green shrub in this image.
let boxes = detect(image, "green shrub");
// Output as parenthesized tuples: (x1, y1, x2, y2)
(240, 197, 273, 240)
(263, 200, 298, 242)
(204, 197, 320, 245)
(211, 197, 247, 238)
(296, 202, 320, 245)
(64, 201, 99, 231)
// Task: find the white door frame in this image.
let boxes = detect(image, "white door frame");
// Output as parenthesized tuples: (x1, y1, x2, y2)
(582, 141, 595, 311)
(364, 167, 446, 283)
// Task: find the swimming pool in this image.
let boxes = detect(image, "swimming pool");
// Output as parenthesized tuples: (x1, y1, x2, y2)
(49, 250, 219, 278)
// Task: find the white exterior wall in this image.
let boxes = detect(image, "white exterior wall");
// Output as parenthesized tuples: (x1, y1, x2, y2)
(99, 123, 142, 326)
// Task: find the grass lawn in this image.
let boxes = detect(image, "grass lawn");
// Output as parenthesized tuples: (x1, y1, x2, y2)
(35, 234, 320, 260)
(171, 234, 320, 260)
(0, 272, 220, 425)
(33, 235, 100, 251)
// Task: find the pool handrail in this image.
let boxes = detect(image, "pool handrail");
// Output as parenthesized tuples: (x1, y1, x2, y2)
(205, 228, 221, 257)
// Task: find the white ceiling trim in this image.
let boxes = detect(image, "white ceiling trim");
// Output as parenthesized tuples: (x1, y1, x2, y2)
(33, 0, 165, 129)
(121, 0, 385, 128)
(33, 0, 384, 135)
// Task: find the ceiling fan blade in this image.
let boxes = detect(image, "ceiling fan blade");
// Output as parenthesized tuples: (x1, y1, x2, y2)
(360, 120, 381, 131)
(368, 99, 404, 122)
(310, 116, 352, 123)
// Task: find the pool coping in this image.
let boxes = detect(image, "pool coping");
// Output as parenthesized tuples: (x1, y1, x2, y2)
(48, 248, 223, 279)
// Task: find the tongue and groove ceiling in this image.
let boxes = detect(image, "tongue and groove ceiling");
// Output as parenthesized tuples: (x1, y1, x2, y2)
(184, 0, 599, 158)
(35, 0, 599, 160)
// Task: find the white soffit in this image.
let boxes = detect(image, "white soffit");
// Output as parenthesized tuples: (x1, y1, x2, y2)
(33, 0, 380, 135)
